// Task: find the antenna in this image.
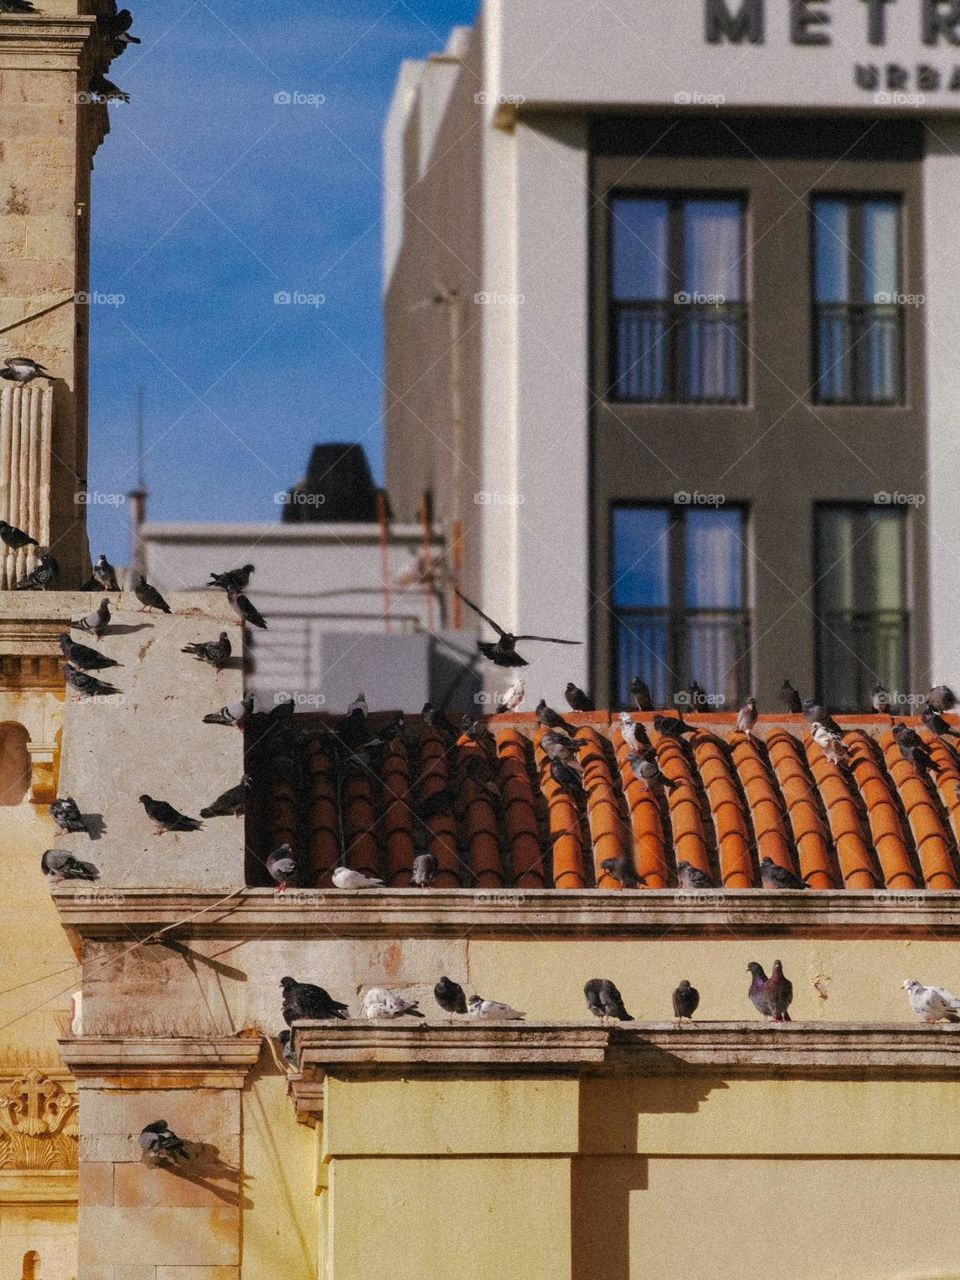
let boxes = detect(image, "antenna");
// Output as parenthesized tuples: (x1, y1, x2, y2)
(135, 384, 145, 490)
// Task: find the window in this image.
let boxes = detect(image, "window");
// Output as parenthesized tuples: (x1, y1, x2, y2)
(814, 504, 908, 712)
(812, 196, 904, 404)
(609, 194, 746, 403)
(610, 504, 750, 708)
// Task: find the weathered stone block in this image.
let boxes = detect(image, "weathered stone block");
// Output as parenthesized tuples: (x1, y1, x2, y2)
(80, 1207, 239, 1266)
(79, 1160, 115, 1206)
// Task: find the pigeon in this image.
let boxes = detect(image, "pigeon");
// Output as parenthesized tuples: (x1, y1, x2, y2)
(747, 960, 792, 1022)
(89, 71, 129, 103)
(495, 677, 525, 713)
(63, 664, 120, 700)
(139, 1121, 189, 1162)
(0, 356, 48, 384)
(266, 844, 297, 892)
(921, 705, 960, 740)
(181, 632, 231, 669)
(361, 987, 424, 1019)
(280, 976, 348, 1023)
(780, 680, 803, 714)
(672, 980, 700, 1024)
(540, 730, 583, 765)
(631, 677, 654, 712)
(227, 588, 267, 629)
(139, 795, 203, 835)
(584, 978, 632, 1022)
(41, 849, 99, 884)
(377, 711, 406, 743)
(15, 553, 58, 590)
(600, 853, 640, 888)
(564, 682, 594, 712)
(686, 681, 709, 712)
(652, 714, 696, 741)
(811, 721, 847, 765)
(735, 697, 758, 737)
(536, 700, 576, 732)
(925, 685, 957, 715)
(434, 976, 467, 1016)
(209, 564, 254, 592)
(412, 853, 438, 887)
(0, 2, 37, 15)
(332, 867, 384, 889)
(454, 588, 582, 667)
(759, 857, 808, 890)
(902, 978, 960, 1023)
(422, 702, 459, 742)
(134, 574, 171, 614)
(803, 699, 843, 735)
(50, 797, 90, 836)
(0, 519, 38, 550)
(549, 758, 584, 794)
(71, 598, 111, 638)
(872, 683, 891, 715)
(892, 723, 944, 776)
(203, 693, 254, 729)
(100, 7, 141, 51)
(92, 553, 120, 592)
(618, 713, 642, 753)
(58, 633, 119, 672)
(627, 749, 678, 793)
(276, 1029, 296, 1068)
(200, 776, 251, 819)
(676, 860, 716, 890)
(467, 995, 525, 1020)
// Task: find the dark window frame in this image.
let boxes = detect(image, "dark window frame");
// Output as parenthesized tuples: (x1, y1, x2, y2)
(809, 193, 906, 406)
(607, 190, 749, 405)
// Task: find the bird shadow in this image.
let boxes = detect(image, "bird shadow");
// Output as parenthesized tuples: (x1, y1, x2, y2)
(156, 938, 247, 982)
(156, 1140, 252, 1209)
(105, 623, 153, 636)
(81, 812, 106, 841)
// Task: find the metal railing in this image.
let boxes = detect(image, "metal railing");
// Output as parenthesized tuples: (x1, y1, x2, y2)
(815, 607, 909, 713)
(611, 606, 751, 709)
(610, 300, 747, 403)
(814, 302, 903, 404)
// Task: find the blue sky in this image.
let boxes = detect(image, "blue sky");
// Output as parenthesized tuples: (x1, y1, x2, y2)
(87, 0, 478, 562)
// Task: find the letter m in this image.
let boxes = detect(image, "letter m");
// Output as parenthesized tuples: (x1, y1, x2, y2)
(705, 0, 765, 43)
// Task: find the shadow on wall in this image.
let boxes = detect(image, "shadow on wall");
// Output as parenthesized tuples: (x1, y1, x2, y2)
(0, 722, 30, 806)
(21, 1251, 40, 1280)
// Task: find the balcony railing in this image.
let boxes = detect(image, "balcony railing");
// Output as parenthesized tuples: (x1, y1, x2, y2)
(815, 607, 909, 713)
(611, 606, 751, 710)
(814, 302, 903, 405)
(610, 301, 747, 404)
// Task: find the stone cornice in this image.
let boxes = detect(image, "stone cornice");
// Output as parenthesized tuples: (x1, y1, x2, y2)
(51, 886, 960, 941)
(0, 1169, 78, 1204)
(58, 1036, 262, 1090)
(0, 16, 100, 66)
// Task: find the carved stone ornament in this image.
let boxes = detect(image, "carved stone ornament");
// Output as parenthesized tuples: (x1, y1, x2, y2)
(0, 1070, 78, 1170)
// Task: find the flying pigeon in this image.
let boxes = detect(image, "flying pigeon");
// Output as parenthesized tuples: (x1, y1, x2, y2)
(92, 553, 120, 592)
(138, 1121, 188, 1162)
(281, 976, 348, 1024)
(747, 960, 793, 1022)
(203, 693, 254, 729)
(139, 795, 203, 834)
(15, 553, 58, 590)
(181, 631, 231, 669)
(676, 860, 716, 890)
(921, 705, 960, 740)
(434, 975, 467, 1016)
(495, 677, 525, 713)
(652, 714, 696, 741)
(892, 723, 944, 776)
(454, 587, 582, 668)
(58, 633, 119, 672)
(0, 356, 48, 383)
(902, 978, 960, 1023)
(227, 588, 267, 629)
(600, 853, 640, 888)
(209, 564, 254, 592)
(71, 598, 111, 638)
(564, 682, 594, 712)
(276, 1029, 296, 1068)
(759, 857, 808, 890)
(631, 676, 654, 712)
(467, 994, 525, 1020)
(735, 697, 758, 737)
(63, 664, 120, 700)
(41, 849, 99, 884)
(200, 776, 251, 819)
(50, 796, 90, 836)
(811, 721, 847, 765)
(361, 987, 424, 1019)
(672, 979, 700, 1024)
(627, 748, 678, 793)
(618, 713, 642, 753)
(135, 574, 171, 614)
(0, 519, 38, 550)
(780, 680, 803, 713)
(872, 683, 891, 715)
(925, 685, 957, 715)
(266, 844, 297, 893)
(89, 71, 129, 103)
(332, 867, 384, 889)
(412, 852, 438, 887)
(584, 978, 632, 1022)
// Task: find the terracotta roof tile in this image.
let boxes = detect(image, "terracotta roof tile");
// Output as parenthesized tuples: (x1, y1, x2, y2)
(246, 711, 960, 892)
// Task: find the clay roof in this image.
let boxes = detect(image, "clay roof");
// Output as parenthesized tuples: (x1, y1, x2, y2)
(243, 712, 960, 891)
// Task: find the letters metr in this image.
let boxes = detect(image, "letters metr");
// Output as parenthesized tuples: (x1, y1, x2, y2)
(706, 0, 960, 47)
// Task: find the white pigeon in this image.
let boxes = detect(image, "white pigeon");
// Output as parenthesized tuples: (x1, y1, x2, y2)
(467, 995, 525, 1021)
(811, 721, 847, 765)
(618, 712, 641, 752)
(497, 678, 525, 712)
(361, 987, 424, 1019)
(332, 867, 384, 889)
(902, 978, 960, 1023)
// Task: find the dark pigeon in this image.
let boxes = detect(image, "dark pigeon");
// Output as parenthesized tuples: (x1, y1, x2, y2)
(412, 852, 438, 887)
(89, 71, 129, 103)
(41, 849, 99, 884)
(0, 4, 38, 17)
(676, 860, 716, 890)
(434, 975, 468, 1016)
(672, 979, 700, 1023)
(631, 676, 654, 712)
(652, 714, 696, 741)
(276, 1029, 296, 1068)
(138, 1121, 188, 1162)
(564, 682, 594, 712)
(549, 758, 584, 794)
(422, 702, 459, 743)
(266, 844, 297, 892)
(536, 700, 576, 732)
(892, 723, 944, 777)
(58, 633, 120, 672)
(50, 797, 90, 836)
(15, 553, 58, 590)
(209, 564, 254, 592)
(926, 685, 957, 715)
(227, 588, 267, 629)
(199, 776, 251, 819)
(181, 631, 231, 669)
(759, 857, 808, 890)
(747, 959, 793, 1022)
(281, 976, 349, 1024)
(454, 587, 582, 668)
(92, 553, 120, 592)
(139, 795, 203, 834)
(780, 680, 803, 714)
(63, 664, 120, 700)
(600, 853, 640, 888)
(584, 978, 632, 1022)
(0, 519, 38, 550)
(135, 574, 171, 614)
(921, 705, 960, 740)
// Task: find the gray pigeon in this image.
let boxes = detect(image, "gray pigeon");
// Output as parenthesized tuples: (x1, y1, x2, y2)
(139, 795, 203, 834)
(227, 588, 267, 629)
(672, 979, 700, 1023)
(0, 356, 47, 383)
(63, 664, 120, 700)
(50, 797, 90, 836)
(676, 860, 716, 890)
(41, 849, 99, 884)
(266, 844, 297, 892)
(412, 852, 438, 887)
(181, 632, 231, 669)
(199, 776, 251, 819)
(600, 854, 640, 888)
(0, 518, 38, 550)
(281, 976, 349, 1024)
(926, 685, 957, 714)
(58, 633, 120, 672)
(209, 564, 254, 591)
(138, 1121, 188, 1162)
(627, 748, 678, 792)
(92, 553, 120, 591)
(71, 598, 111, 638)
(759, 857, 808, 890)
(203, 693, 254, 729)
(584, 978, 632, 1022)
(735, 697, 758, 736)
